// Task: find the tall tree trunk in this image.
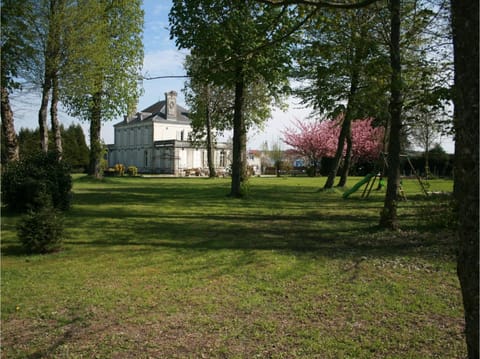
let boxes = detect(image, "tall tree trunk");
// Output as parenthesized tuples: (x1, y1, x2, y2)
(451, 0, 479, 357)
(376, 113, 391, 190)
(312, 159, 318, 177)
(424, 148, 430, 179)
(38, 79, 51, 153)
(1, 87, 19, 162)
(324, 115, 351, 188)
(50, 72, 63, 160)
(49, 0, 63, 160)
(324, 62, 359, 189)
(230, 65, 247, 197)
(324, 18, 364, 190)
(379, 0, 402, 229)
(205, 89, 216, 178)
(337, 129, 352, 187)
(38, 0, 60, 153)
(89, 91, 102, 178)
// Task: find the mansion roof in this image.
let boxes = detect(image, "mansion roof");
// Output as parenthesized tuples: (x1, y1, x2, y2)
(115, 100, 190, 127)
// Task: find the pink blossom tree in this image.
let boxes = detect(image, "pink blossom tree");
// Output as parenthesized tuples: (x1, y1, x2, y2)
(283, 119, 336, 176)
(283, 117, 384, 178)
(350, 118, 385, 161)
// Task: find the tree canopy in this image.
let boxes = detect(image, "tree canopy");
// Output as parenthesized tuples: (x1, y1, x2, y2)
(0, 0, 39, 162)
(170, 0, 296, 196)
(60, 0, 144, 122)
(60, 0, 144, 176)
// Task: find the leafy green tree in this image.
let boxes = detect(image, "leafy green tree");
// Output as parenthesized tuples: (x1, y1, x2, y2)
(2, 0, 105, 160)
(184, 54, 278, 178)
(293, 6, 390, 189)
(263, 1, 475, 354)
(260, 0, 452, 227)
(35, 0, 69, 155)
(0, 0, 38, 162)
(185, 83, 218, 178)
(183, 55, 234, 177)
(401, 1, 452, 179)
(48, 0, 66, 157)
(7, 0, 70, 155)
(170, 0, 294, 196)
(380, 0, 451, 228)
(61, 0, 143, 178)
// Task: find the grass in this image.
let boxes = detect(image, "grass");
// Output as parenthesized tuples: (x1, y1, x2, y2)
(1, 175, 466, 358)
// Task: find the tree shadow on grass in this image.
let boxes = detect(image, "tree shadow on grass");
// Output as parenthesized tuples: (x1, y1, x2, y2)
(60, 204, 457, 264)
(64, 176, 459, 264)
(1, 244, 27, 256)
(3, 178, 456, 263)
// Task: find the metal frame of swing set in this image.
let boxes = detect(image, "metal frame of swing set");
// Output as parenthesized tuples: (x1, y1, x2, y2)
(359, 152, 429, 200)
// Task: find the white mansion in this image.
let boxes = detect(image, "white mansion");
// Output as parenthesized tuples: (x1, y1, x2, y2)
(107, 91, 231, 175)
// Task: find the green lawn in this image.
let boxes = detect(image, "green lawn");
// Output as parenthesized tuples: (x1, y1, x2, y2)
(1, 175, 466, 358)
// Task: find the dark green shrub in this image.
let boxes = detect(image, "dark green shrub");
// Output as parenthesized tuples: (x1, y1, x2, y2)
(1, 151, 72, 212)
(17, 206, 65, 254)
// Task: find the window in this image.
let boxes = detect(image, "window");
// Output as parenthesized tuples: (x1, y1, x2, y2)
(144, 150, 148, 168)
(220, 150, 226, 167)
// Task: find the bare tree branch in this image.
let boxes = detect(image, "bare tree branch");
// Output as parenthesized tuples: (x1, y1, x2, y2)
(238, 8, 319, 61)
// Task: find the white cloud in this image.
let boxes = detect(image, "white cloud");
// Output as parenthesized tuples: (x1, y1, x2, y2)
(248, 100, 313, 150)
(151, 3, 170, 16)
(142, 49, 187, 77)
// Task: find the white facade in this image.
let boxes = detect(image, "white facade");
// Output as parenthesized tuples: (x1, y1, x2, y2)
(107, 91, 231, 175)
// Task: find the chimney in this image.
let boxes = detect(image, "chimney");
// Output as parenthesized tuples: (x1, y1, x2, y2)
(165, 91, 177, 119)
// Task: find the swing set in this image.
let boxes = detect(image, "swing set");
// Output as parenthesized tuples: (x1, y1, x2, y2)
(342, 153, 429, 200)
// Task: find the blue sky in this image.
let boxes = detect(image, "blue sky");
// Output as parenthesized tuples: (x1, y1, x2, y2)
(11, 0, 307, 150)
(137, 1, 186, 109)
(130, 0, 312, 150)
(10, 0, 454, 153)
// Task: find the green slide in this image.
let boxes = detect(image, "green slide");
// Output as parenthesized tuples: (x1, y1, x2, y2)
(342, 173, 375, 199)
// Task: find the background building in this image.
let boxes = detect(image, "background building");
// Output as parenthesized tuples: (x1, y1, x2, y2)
(107, 91, 231, 175)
